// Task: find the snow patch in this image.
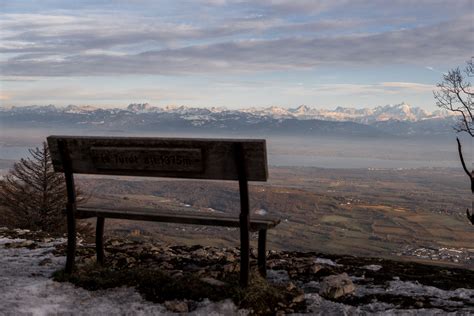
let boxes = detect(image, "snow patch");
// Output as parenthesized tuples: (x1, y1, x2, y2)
(361, 264, 382, 271)
(314, 258, 341, 267)
(0, 236, 244, 315)
(267, 269, 290, 284)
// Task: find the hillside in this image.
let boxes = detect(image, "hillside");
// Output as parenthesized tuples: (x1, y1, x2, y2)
(76, 166, 474, 269)
(1, 227, 473, 315)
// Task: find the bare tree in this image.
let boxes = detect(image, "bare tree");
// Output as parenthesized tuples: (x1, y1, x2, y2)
(434, 57, 473, 224)
(0, 142, 86, 233)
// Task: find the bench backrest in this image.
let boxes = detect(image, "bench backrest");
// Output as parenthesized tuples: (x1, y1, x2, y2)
(47, 136, 268, 181)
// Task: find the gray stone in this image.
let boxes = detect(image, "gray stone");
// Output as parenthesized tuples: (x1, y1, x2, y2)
(200, 277, 227, 287)
(225, 253, 236, 262)
(286, 282, 296, 291)
(362, 264, 382, 271)
(310, 263, 322, 274)
(192, 248, 207, 257)
(292, 293, 305, 303)
(223, 263, 236, 273)
(164, 300, 188, 313)
(110, 240, 122, 247)
(161, 262, 174, 270)
(38, 258, 53, 266)
(319, 273, 355, 299)
(6, 240, 35, 248)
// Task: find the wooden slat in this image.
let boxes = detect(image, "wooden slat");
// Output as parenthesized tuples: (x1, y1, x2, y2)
(47, 136, 268, 181)
(75, 207, 280, 231)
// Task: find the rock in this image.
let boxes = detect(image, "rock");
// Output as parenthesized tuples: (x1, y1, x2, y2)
(82, 256, 96, 265)
(6, 240, 36, 248)
(292, 294, 305, 303)
(160, 262, 174, 270)
(170, 270, 183, 278)
(286, 282, 296, 291)
(164, 300, 188, 313)
(314, 258, 341, 267)
(200, 277, 227, 287)
(38, 258, 53, 266)
(267, 269, 290, 284)
(310, 263, 322, 274)
(225, 253, 236, 262)
(126, 257, 136, 265)
(110, 240, 122, 247)
(149, 246, 161, 253)
(223, 263, 235, 273)
(319, 273, 355, 299)
(251, 248, 258, 258)
(208, 270, 220, 278)
(191, 248, 207, 257)
(362, 264, 382, 271)
(14, 229, 30, 235)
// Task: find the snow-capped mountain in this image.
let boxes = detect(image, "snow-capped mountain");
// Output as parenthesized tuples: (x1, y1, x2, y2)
(2, 102, 448, 122)
(64, 105, 99, 113)
(239, 102, 449, 123)
(0, 102, 456, 137)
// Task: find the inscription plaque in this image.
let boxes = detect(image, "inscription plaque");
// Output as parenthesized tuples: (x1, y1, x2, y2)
(91, 147, 203, 172)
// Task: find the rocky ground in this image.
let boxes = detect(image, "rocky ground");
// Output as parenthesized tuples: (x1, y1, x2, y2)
(1, 227, 473, 315)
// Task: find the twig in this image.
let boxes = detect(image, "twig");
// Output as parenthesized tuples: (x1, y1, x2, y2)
(467, 209, 474, 225)
(457, 137, 474, 224)
(456, 137, 473, 192)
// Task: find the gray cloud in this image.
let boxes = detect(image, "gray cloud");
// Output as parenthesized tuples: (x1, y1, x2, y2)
(2, 14, 472, 77)
(240, 0, 473, 17)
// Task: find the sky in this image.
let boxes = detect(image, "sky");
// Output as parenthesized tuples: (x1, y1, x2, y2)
(0, 0, 472, 110)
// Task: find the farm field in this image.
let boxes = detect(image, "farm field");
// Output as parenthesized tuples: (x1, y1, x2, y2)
(76, 166, 474, 269)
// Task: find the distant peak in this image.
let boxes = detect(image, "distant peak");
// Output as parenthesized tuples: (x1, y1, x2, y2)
(127, 103, 155, 112)
(291, 105, 311, 113)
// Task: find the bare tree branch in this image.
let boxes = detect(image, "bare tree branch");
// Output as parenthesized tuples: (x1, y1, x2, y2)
(435, 58, 474, 225)
(456, 137, 474, 192)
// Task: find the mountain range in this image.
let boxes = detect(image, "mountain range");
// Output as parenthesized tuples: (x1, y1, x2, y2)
(0, 103, 457, 137)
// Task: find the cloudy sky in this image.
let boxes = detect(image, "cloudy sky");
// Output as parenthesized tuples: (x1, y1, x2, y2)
(0, 0, 472, 109)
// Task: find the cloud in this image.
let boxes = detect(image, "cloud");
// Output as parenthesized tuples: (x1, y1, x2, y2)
(246, 0, 473, 17)
(379, 82, 434, 92)
(284, 82, 435, 97)
(4, 85, 201, 104)
(2, 15, 472, 77)
(0, 93, 10, 101)
(1, 1, 472, 78)
(0, 13, 206, 54)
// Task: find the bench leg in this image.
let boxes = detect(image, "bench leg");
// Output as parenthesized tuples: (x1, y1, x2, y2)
(240, 213, 250, 287)
(96, 217, 105, 265)
(258, 229, 267, 278)
(65, 208, 76, 274)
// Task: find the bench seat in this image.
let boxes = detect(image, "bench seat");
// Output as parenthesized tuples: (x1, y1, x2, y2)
(76, 206, 280, 231)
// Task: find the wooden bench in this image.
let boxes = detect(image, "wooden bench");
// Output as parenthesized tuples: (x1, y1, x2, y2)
(47, 135, 280, 286)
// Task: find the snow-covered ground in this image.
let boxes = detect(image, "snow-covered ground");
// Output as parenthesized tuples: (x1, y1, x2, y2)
(265, 268, 473, 315)
(1, 231, 473, 315)
(0, 234, 243, 316)
(301, 281, 474, 315)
